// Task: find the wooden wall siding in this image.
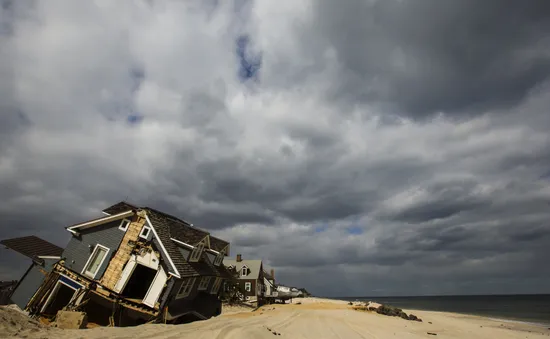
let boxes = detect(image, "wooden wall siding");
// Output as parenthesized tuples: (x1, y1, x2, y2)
(100, 215, 147, 290)
(62, 220, 127, 278)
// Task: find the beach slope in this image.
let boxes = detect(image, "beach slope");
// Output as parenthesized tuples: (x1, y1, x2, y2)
(2, 298, 548, 338)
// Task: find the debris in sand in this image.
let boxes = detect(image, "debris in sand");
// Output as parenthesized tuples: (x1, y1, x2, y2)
(354, 303, 423, 322)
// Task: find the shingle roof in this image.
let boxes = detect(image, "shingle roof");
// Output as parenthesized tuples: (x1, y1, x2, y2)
(223, 258, 263, 280)
(168, 219, 209, 246)
(209, 236, 229, 253)
(146, 209, 196, 277)
(101, 201, 230, 279)
(1, 236, 63, 262)
(102, 201, 138, 215)
(146, 209, 218, 278)
(188, 252, 220, 277)
(215, 263, 235, 280)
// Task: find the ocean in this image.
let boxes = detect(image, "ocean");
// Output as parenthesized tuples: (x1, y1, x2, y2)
(336, 294, 550, 326)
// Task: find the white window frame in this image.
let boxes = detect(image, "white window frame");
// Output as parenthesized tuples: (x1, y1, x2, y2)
(82, 244, 110, 279)
(118, 219, 131, 231)
(245, 282, 251, 292)
(189, 242, 204, 262)
(177, 277, 196, 298)
(241, 265, 249, 277)
(210, 277, 222, 294)
(40, 275, 83, 314)
(213, 251, 224, 266)
(139, 226, 151, 240)
(198, 276, 211, 291)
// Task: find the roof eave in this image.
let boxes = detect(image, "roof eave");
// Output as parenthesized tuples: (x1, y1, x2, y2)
(144, 212, 181, 279)
(66, 210, 134, 232)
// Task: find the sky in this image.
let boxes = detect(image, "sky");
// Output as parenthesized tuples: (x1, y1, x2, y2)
(1, 0, 550, 297)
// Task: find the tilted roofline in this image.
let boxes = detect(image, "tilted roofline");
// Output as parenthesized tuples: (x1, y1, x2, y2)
(66, 210, 134, 234)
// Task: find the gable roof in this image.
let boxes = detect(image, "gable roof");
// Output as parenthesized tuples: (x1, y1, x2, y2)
(146, 209, 218, 278)
(223, 258, 263, 280)
(95, 201, 231, 278)
(1, 236, 63, 263)
(103, 202, 212, 247)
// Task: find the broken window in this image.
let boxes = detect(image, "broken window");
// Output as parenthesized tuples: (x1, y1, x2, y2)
(177, 277, 196, 298)
(83, 244, 109, 279)
(198, 277, 211, 290)
(245, 282, 251, 292)
(189, 242, 204, 262)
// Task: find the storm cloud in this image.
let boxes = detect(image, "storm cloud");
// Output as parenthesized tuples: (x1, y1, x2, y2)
(1, 0, 550, 297)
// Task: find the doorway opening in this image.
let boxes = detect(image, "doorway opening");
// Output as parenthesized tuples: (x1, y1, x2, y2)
(42, 283, 77, 316)
(121, 264, 156, 300)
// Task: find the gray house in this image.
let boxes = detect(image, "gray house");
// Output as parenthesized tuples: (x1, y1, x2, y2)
(1, 201, 233, 326)
(224, 254, 268, 306)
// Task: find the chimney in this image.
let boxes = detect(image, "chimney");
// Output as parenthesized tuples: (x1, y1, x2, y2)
(236, 254, 242, 262)
(270, 269, 275, 280)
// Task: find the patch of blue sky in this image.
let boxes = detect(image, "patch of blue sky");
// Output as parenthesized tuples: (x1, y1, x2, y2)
(236, 34, 262, 82)
(347, 226, 364, 235)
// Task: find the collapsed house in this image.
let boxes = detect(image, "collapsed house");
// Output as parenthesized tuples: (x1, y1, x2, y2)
(1, 201, 234, 326)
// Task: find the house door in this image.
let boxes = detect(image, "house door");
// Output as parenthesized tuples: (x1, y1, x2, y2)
(114, 257, 137, 293)
(142, 266, 167, 308)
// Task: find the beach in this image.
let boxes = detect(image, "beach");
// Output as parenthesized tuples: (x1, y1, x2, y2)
(2, 297, 549, 338)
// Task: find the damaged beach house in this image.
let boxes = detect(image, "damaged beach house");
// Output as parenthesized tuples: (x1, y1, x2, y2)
(0, 201, 234, 326)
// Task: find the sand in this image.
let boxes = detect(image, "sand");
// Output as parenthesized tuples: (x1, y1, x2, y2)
(1, 298, 549, 338)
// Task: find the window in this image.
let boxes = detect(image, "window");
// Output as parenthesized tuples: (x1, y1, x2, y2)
(245, 282, 251, 292)
(189, 242, 204, 262)
(213, 251, 224, 266)
(198, 277, 211, 290)
(177, 278, 196, 298)
(83, 245, 109, 279)
(139, 226, 151, 240)
(211, 278, 222, 294)
(118, 219, 130, 231)
(241, 266, 249, 277)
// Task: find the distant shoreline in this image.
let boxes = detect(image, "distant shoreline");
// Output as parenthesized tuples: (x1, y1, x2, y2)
(325, 294, 550, 327)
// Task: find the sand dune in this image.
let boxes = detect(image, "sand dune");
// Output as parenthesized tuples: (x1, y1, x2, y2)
(2, 298, 549, 338)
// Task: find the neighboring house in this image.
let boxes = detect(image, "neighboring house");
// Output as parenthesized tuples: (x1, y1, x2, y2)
(0, 236, 64, 309)
(1, 201, 233, 326)
(223, 254, 268, 305)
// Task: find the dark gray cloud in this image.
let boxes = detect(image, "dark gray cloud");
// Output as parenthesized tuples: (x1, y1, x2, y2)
(258, 0, 550, 119)
(1, 0, 550, 297)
